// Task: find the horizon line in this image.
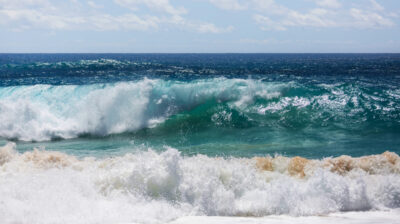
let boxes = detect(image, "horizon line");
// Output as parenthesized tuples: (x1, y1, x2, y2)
(1, 52, 400, 54)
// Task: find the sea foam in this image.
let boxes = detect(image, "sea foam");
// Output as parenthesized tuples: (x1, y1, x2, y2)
(1, 142, 399, 223)
(0, 78, 284, 141)
(1, 78, 398, 142)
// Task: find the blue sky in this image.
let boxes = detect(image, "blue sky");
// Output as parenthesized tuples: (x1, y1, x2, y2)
(1, 0, 400, 53)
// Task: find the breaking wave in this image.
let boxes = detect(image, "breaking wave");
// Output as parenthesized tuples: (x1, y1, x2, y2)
(0, 78, 399, 141)
(0, 142, 399, 223)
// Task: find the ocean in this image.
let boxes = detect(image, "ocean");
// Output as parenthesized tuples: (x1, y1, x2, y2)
(0, 53, 399, 223)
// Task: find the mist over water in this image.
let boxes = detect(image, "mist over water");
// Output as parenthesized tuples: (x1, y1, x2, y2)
(0, 54, 400, 223)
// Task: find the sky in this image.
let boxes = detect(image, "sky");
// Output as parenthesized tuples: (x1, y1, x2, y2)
(0, 0, 400, 53)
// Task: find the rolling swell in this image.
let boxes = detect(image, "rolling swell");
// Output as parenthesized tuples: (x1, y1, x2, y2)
(0, 78, 399, 144)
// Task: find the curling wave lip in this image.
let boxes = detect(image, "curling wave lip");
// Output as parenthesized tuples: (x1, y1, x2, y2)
(0, 77, 398, 142)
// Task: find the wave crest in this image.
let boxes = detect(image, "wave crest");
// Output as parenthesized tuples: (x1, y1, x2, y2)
(0, 78, 399, 141)
(0, 78, 283, 141)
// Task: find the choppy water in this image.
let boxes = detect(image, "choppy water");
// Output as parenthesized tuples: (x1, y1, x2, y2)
(0, 54, 399, 223)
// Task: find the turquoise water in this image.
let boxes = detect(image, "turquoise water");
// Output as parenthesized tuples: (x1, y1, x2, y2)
(0, 54, 399, 158)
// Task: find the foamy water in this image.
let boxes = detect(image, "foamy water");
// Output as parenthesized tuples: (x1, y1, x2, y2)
(1, 142, 399, 223)
(0, 78, 284, 141)
(171, 210, 400, 224)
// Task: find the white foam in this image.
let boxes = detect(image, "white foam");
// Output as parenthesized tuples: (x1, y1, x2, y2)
(0, 78, 395, 141)
(0, 143, 399, 224)
(0, 78, 284, 141)
(171, 210, 400, 224)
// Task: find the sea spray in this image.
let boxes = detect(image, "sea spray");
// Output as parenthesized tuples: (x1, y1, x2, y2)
(1, 143, 400, 223)
(0, 78, 398, 142)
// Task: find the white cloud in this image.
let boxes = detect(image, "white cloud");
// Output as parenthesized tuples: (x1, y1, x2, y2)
(314, 0, 341, 9)
(0, 8, 84, 30)
(252, 0, 289, 15)
(0, 0, 396, 33)
(0, 8, 159, 31)
(253, 4, 337, 30)
(112, 0, 235, 33)
(209, 0, 247, 11)
(114, 0, 187, 15)
(88, 14, 160, 31)
(285, 8, 334, 27)
(350, 8, 394, 28)
(253, 14, 287, 30)
(0, 0, 52, 9)
(0, 0, 235, 34)
(195, 23, 234, 33)
(0, 0, 164, 31)
(87, 1, 103, 9)
(252, 0, 395, 30)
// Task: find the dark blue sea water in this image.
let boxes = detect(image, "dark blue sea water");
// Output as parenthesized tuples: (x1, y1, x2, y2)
(0, 53, 400, 158)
